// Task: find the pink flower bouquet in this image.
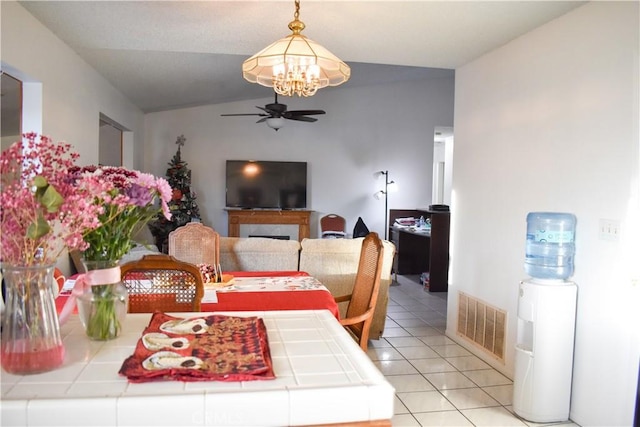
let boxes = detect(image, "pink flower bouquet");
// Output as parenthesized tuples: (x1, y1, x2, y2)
(67, 165, 172, 340)
(0, 133, 105, 266)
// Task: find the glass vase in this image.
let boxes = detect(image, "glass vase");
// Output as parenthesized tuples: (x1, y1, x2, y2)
(0, 263, 65, 374)
(77, 259, 128, 341)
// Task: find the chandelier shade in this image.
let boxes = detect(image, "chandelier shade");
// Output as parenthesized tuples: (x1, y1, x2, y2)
(242, 0, 350, 97)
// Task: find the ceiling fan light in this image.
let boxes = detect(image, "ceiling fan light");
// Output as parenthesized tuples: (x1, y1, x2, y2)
(266, 117, 286, 130)
(242, 0, 350, 97)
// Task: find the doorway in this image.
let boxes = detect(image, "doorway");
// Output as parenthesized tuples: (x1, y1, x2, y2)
(432, 126, 453, 206)
(99, 114, 125, 166)
(1, 72, 22, 150)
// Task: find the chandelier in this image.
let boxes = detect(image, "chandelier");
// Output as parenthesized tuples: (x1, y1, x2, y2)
(242, 0, 350, 97)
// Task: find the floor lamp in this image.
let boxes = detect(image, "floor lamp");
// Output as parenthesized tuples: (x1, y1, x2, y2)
(373, 170, 395, 240)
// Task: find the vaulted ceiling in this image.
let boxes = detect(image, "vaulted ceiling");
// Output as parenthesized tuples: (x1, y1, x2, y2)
(18, 1, 584, 113)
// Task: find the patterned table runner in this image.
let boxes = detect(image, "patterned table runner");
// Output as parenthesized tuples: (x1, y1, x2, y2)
(119, 312, 275, 382)
(208, 275, 327, 292)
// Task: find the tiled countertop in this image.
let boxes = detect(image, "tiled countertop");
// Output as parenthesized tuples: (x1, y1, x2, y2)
(1, 310, 394, 426)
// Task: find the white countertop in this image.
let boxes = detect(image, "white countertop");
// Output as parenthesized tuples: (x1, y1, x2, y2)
(1, 310, 394, 426)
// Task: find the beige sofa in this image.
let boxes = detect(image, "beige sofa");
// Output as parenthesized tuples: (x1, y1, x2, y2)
(218, 236, 396, 340)
(218, 237, 301, 272)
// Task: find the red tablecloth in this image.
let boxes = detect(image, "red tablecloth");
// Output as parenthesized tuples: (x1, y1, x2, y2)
(56, 271, 340, 320)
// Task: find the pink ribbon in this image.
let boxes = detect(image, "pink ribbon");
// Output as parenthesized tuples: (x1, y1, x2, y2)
(58, 266, 121, 325)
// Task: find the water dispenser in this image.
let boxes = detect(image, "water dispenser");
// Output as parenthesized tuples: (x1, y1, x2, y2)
(514, 212, 578, 422)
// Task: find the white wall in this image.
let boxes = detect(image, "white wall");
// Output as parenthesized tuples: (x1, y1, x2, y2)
(450, 2, 639, 425)
(143, 75, 455, 238)
(1, 1, 146, 274)
(1, 1, 144, 166)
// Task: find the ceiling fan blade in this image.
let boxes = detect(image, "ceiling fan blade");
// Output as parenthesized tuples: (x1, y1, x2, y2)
(221, 113, 269, 117)
(286, 116, 318, 123)
(222, 92, 324, 126)
(285, 110, 326, 117)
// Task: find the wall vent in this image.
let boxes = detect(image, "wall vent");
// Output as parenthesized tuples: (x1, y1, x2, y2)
(457, 292, 506, 361)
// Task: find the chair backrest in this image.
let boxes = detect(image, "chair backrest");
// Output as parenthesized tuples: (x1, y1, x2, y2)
(342, 232, 384, 350)
(120, 254, 205, 313)
(321, 214, 346, 238)
(168, 222, 220, 266)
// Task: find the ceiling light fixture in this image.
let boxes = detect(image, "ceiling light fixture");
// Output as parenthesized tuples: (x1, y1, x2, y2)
(242, 0, 350, 97)
(266, 117, 286, 131)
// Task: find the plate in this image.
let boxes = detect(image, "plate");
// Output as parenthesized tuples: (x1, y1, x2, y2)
(142, 351, 203, 370)
(142, 332, 190, 351)
(159, 318, 208, 334)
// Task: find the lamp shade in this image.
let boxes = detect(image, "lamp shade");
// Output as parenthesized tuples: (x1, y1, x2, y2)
(242, 0, 350, 97)
(266, 117, 286, 130)
(242, 34, 351, 89)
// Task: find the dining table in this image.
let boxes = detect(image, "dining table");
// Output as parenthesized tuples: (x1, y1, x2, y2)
(1, 310, 395, 426)
(55, 270, 341, 320)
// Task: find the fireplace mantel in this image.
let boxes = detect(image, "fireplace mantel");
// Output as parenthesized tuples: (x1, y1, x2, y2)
(226, 209, 312, 242)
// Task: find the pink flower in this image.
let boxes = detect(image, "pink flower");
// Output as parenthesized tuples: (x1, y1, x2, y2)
(156, 177, 173, 220)
(68, 165, 172, 261)
(1, 134, 172, 266)
(0, 134, 107, 266)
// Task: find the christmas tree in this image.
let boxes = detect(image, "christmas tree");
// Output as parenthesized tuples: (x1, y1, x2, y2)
(149, 135, 201, 252)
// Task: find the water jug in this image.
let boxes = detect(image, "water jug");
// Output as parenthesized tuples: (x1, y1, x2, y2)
(525, 212, 576, 280)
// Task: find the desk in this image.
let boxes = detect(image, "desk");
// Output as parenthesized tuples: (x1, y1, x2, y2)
(389, 209, 450, 292)
(390, 227, 432, 274)
(1, 310, 395, 426)
(56, 271, 341, 320)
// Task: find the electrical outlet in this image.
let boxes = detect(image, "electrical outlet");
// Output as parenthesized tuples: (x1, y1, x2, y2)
(599, 219, 620, 241)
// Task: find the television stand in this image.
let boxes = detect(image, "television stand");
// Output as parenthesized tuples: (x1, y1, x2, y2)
(226, 209, 312, 242)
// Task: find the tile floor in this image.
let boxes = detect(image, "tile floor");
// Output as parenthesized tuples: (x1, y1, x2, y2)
(368, 275, 581, 427)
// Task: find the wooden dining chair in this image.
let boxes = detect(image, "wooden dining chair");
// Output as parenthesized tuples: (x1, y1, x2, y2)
(120, 254, 205, 313)
(320, 214, 347, 238)
(168, 222, 220, 266)
(334, 232, 384, 351)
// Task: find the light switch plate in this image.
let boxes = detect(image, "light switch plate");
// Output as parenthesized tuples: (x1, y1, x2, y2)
(599, 219, 620, 241)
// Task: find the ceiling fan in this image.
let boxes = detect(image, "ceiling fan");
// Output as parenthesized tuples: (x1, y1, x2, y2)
(221, 93, 325, 131)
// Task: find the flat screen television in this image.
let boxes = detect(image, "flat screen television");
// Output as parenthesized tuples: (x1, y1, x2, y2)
(225, 160, 307, 209)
